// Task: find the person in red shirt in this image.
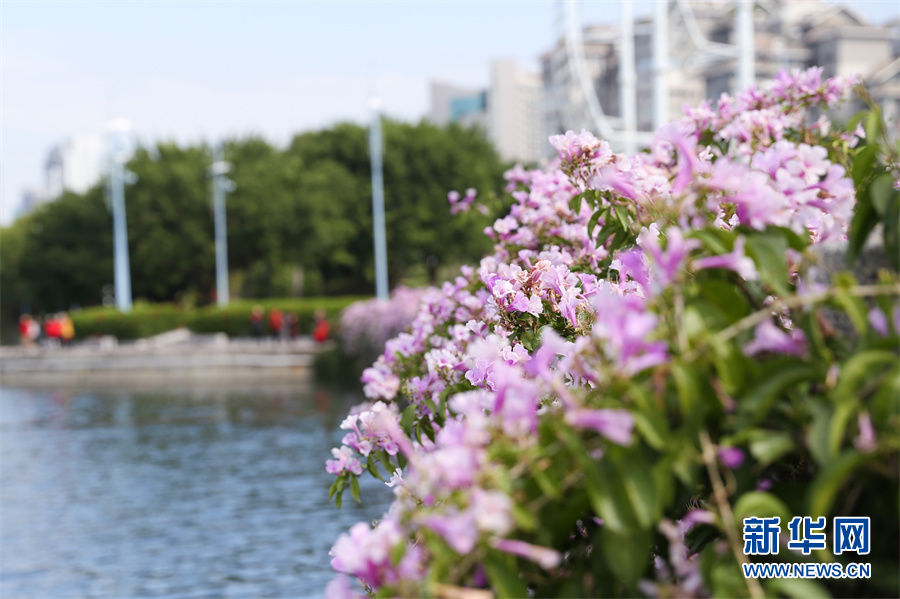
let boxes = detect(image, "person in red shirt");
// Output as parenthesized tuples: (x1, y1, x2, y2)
(312, 309, 331, 343)
(268, 309, 283, 337)
(18, 314, 37, 346)
(44, 314, 62, 346)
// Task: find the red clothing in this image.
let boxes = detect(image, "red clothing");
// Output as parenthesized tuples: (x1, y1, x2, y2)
(313, 320, 331, 343)
(268, 309, 283, 334)
(45, 318, 62, 339)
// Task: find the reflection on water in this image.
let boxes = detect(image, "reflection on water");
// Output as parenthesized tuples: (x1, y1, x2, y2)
(0, 384, 390, 598)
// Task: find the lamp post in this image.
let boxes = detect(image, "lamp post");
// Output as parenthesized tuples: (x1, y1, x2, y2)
(369, 97, 389, 301)
(653, 0, 670, 131)
(619, 0, 637, 155)
(736, 0, 755, 93)
(106, 119, 135, 313)
(210, 144, 235, 307)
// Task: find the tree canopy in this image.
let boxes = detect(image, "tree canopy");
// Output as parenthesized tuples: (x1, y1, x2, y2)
(0, 119, 507, 317)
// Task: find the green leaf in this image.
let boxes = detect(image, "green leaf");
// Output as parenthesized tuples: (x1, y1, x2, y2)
(400, 403, 416, 431)
(807, 403, 832, 466)
(869, 173, 897, 216)
(695, 279, 752, 324)
(390, 540, 406, 565)
(328, 477, 340, 500)
(483, 549, 529, 599)
(711, 336, 745, 395)
(851, 143, 877, 188)
(864, 107, 883, 142)
(511, 503, 537, 532)
(350, 475, 361, 503)
(766, 577, 831, 599)
(832, 275, 869, 333)
(366, 455, 385, 481)
(588, 208, 606, 240)
(672, 361, 703, 417)
(834, 350, 897, 402)
(847, 183, 878, 263)
(532, 463, 562, 499)
(882, 183, 900, 271)
(613, 204, 630, 230)
(808, 451, 868, 518)
(618, 452, 658, 528)
(745, 231, 789, 296)
(748, 431, 795, 466)
(737, 360, 818, 426)
(632, 411, 667, 450)
(598, 526, 651, 588)
(689, 228, 736, 255)
(733, 491, 791, 524)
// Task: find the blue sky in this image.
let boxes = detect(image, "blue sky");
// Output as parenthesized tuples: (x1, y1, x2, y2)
(2, 0, 898, 224)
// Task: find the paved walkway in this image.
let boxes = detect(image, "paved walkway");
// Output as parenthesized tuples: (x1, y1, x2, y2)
(0, 329, 331, 387)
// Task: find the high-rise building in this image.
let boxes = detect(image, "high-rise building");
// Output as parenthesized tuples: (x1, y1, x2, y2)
(429, 60, 544, 164)
(542, 0, 900, 150)
(44, 134, 105, 199)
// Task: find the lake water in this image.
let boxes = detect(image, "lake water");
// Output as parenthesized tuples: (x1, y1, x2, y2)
(0, 383, 391, 598)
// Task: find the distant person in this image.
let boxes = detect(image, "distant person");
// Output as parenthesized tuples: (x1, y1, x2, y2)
(278, 312, 291, 341)
(18, 314, 39, 346)
(43, 314, 61, 347)
(268, 308, 283, 338)
(249, 305, 264, 338)
(312, 309, 331, 343)
(60, 313, 75, 346)
(287, 313, 299, 339)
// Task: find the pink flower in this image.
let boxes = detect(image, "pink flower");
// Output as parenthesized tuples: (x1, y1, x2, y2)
(743, 320, 807, 357)
(326, 446, 363, 476)
(694, 236, 758, 281)
(717, 446, 745, 469)
(491, 538, 561, 569)
(549, 129, 604, 163)
(330, 517, 405, 589)
(868, 307, 889, 337)
(422, 510, 479, 554)
(854, 412, 876, 452)
(565, 409, 634, 446)
(324, 574, 361, 599)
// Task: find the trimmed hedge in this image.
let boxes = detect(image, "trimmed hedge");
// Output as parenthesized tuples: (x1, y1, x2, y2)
(71, 296, 367, 340)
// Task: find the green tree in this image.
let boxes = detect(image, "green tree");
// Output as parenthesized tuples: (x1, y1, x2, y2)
(9, 188, 113, 313)
(1, 120, 507, 316)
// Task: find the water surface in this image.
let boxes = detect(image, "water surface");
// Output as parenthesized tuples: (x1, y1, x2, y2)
(0, 383, 390, 598)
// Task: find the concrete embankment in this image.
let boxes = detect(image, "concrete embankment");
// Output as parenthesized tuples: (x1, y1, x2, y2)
(0, 329, 329, 388)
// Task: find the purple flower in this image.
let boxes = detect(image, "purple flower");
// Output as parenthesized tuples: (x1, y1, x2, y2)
(869, 307, 889, 337)
(656, 121, 701, 193)
(324, 575, 361, 599)
(854, 412, 876, 452)
(590, 166, 639, 200)
(717, 446, 745, 469)
(743, 320, 807, 357)
(422, 510, 479, 554)
(361, 363, 401, 400)
(610, 248, 650, 293)
(565, 409, 634, 446)
(491, 538, 561, 569)
(329, 517, 405, 589)
(694, 236, 758, 281)
(638, 226, 699, 290)
(326, 446, 363, 476)
(549, 129, 604, 163)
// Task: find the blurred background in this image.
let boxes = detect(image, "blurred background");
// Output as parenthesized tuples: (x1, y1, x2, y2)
(0, 1, 898, 597)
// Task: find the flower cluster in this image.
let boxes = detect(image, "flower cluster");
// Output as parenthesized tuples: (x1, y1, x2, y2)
(339, 287, 429, 362)
(324, 69, 899, 598)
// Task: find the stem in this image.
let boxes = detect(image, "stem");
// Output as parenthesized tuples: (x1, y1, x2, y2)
(684, 283, 900, 362)
(718, 283, 899, 342)
(699, 429, 764, 599)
